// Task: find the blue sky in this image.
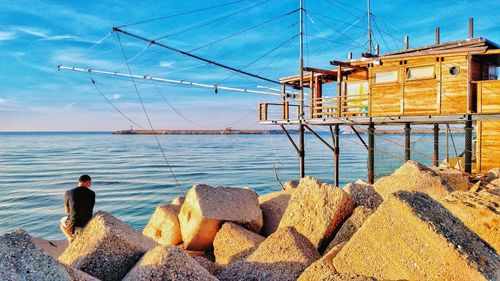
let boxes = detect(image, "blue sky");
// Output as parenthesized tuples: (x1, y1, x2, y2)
(0, 0, 498, 131)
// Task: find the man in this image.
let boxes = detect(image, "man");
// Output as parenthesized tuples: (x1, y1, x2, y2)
(60, 174, 95, 242)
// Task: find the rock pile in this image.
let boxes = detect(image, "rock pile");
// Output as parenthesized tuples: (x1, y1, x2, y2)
(59, 211, 158, 281)
(5, 161, 500, 281)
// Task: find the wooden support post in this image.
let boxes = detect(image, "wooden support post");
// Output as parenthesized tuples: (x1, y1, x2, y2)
(334, 124, 340, 186)
(464, 118, 473, 174)
(435, 27, 440, 44)
(404, 123, 411, 161)
(299, 124, 305, 178)
(348, 52, 353, 60)
(368, 123, 375, 184)
(446, 124, 449, 162)
(375, 44, 379, 56)
(337, 66, 342, 117)
(263, 103, 268, 121)
(404, 36, 409, 50)
(281, 84, 286, 120)
(469, 18, 474, 39)
(309, 72, 314, 119)
(433, 123, 439, 167)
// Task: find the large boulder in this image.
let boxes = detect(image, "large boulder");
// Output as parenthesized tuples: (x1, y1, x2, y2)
(278, 177, 356, 249)
(432, 166, 470, 191)
(297, 242, 346, 281)
(324, 206, 374, 253)
(178, 184, 263, 250)
(333, 191, 500, 280)
(213, 222, 265, 265)
(190, 254, 223, 276)
(0, 230, 92, 281)
(441, 190, 500, 252)
(32, 238, 68, 259)
(218, 226, 320, 281)
(59, 211, 158, 281)
(171, 196, 185, 205)
(258, 189, 295, 236)
(343, 179, 383, 210)
(122, 246, 217, 281)
(143, 204, 182, 246)
(374, 161, 452, 200)
(283, 179, 299, 190)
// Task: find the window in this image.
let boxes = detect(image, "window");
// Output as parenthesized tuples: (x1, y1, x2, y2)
(407, 65, 435, 80)
(375, 71, 398, 83)
(450, 66, 461, 76)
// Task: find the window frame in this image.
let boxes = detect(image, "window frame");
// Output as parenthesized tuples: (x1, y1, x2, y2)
(405, 65, 436, 81)
(374, 70, 399, 84)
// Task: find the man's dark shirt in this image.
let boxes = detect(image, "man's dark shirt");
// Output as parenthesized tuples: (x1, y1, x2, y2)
(65, 186, 95, 232)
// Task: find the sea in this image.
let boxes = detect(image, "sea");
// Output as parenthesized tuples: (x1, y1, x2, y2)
(0, 131, 463, 239)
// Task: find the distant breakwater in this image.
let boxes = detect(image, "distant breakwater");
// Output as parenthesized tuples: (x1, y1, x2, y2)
(112, 129, 293, 135)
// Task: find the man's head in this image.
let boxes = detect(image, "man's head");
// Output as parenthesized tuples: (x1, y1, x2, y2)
(79, 174, 92, 188)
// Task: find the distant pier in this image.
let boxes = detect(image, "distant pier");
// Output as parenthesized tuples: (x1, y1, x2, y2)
(112, 128, 289, 135)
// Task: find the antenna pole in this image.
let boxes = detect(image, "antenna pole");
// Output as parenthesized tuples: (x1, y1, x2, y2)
(367, 0, 372, 54)
(299, 0, 305, 178)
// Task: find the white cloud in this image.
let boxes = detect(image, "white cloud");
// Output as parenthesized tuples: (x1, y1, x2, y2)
(11, 26, 96, 43)
(159, 61, 174, 68)
(108, 94, 122, 100)
(0, 98, 7, 105)
(0, 31, 16, 41)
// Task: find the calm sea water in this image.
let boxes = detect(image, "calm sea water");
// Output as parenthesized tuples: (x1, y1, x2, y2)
(0, 131, 462, 239)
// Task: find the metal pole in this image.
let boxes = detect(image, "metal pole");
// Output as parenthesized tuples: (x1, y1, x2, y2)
(404, 123, 411, 161)
(465, 119, 473, 173)
(334, 124, 340, 186)
(367, 0, 372, 54)
(57, 66, 282, 96)
(298, 0, 305, 178)
(433, 123, 439, 167)
(368, 123, 375, 184)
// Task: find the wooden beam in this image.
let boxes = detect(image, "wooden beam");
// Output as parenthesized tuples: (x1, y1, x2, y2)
(329, 60, 366, 71)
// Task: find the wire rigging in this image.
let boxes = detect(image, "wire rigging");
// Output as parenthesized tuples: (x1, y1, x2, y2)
(153, 0, 272, 41)
(116, 32, 185, 196)
(88, 72, 147, 130)
(188, 8, 299, 53)
(117, 0, 246, 28)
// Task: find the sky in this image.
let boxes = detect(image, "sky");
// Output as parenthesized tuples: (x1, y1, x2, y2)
(0, 0, 499, 131)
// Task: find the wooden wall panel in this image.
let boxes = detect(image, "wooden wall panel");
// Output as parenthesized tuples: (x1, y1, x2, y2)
(403, 80, 438, 115)
(371, 84, 401, 116)
(476, 120, 500, 174)
(440, 56, 469, 114)
(478, 80, 500, 114)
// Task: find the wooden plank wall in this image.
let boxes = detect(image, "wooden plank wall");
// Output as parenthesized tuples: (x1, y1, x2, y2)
(476, 120, 500, 173)
(403, 57, 438, 115)
(368, 55, 471, 117)
(370, 60, 401, 117)
(440, 56, 469, 114)
(477, 80, 500, 114)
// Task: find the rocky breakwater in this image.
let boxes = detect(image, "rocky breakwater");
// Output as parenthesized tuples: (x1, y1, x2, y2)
(1, 161, 499, 281)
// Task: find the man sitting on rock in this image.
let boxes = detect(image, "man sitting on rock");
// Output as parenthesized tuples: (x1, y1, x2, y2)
(60, 174, 95, 242)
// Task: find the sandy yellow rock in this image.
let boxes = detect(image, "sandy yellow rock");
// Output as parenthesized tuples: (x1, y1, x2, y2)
(374, 160, 452, 200)
(143, 204, 182, 246)
(343, 179, 383, 210)
(441, 190, 500, 252)
(325, 206, 374, 253)
(178, 184, 263, 250)
(214, 222, 265, 265)
(190, 254, 223, 276)
(171, 196, 185, 205)
(32, 237, 68, 260)
(278, 177, 356, 249)
(218, 226, 320, 281)
(432, 166, 470, 191)
(283, 179, 299, 190)
(258, 189, 295, 236)
(122, 246, 217, 281)
(59, 211, 158, 281)
(333, 191, 500, 281)
(298, 242, 346, 281)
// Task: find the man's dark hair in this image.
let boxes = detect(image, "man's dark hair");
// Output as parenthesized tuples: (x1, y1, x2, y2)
(79, 174, 91, 183)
